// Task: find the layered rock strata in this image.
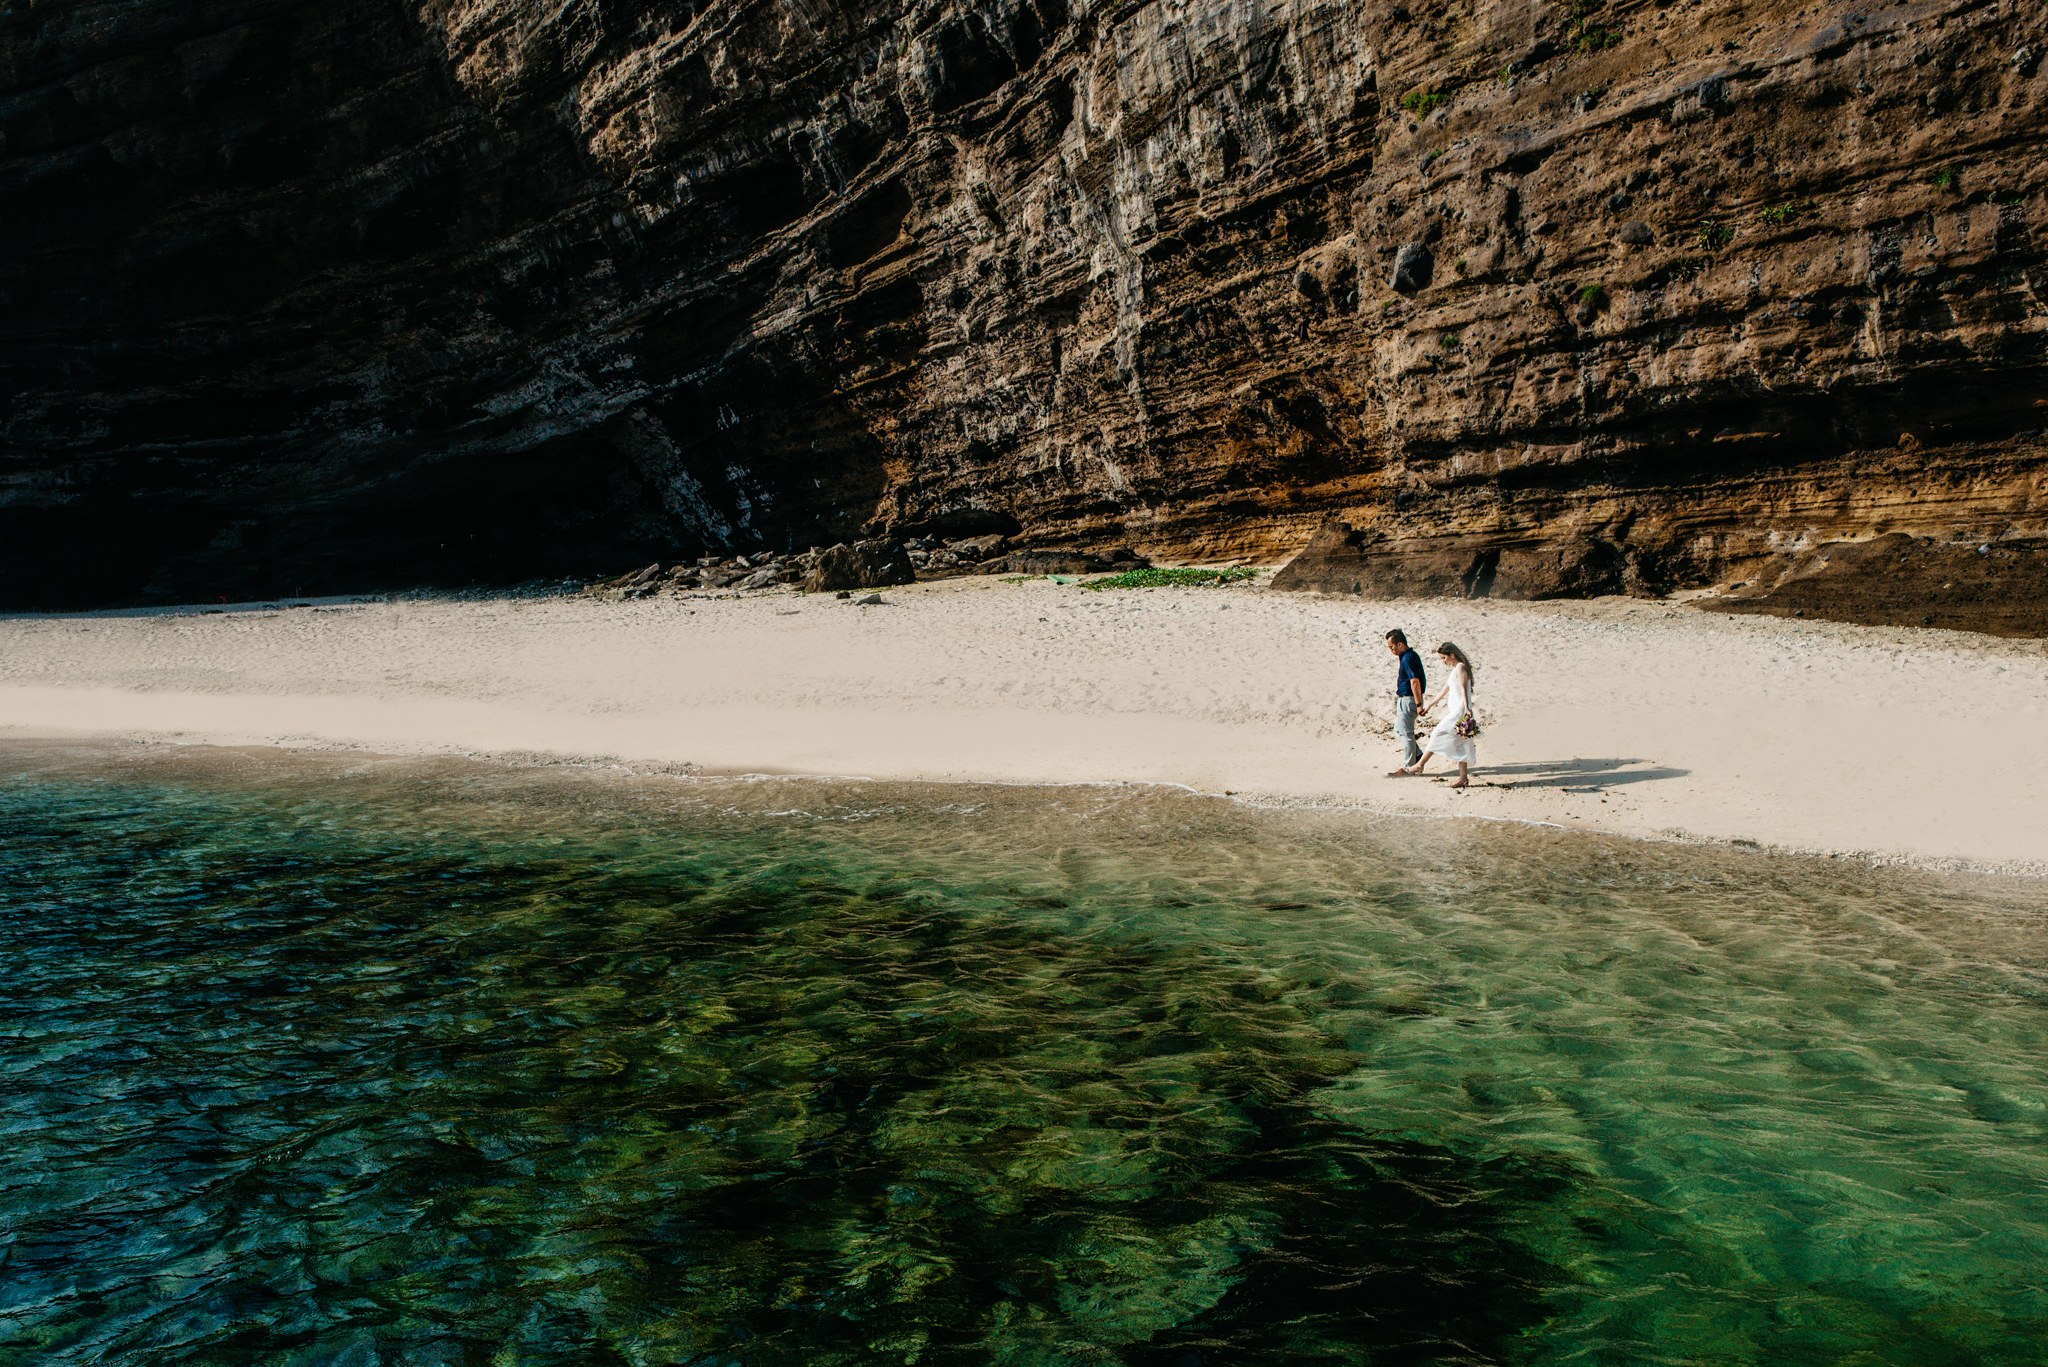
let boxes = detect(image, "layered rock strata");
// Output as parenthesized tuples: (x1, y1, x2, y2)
(4, 0, 2046, 621)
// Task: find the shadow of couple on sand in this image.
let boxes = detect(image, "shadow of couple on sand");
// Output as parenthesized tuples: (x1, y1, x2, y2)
(1458, 758, 1689, 791)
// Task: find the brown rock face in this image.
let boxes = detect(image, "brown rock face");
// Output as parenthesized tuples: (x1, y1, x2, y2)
(802, 540, 916, 593)
(4, 0, 2046, 619)
(1715, 531, 2048, 637)
(1273, 522, 1545, 598)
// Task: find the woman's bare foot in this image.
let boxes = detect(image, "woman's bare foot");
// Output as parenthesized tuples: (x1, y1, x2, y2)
(1386, 766, 1416, 777)
(1449, 778, 1470, 789)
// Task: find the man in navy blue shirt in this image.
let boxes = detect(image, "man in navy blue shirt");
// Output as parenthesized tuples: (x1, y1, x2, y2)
(1385, 629, 1427, 772)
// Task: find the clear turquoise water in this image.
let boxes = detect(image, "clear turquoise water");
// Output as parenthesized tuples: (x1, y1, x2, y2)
(3, 742, 2046, 1366)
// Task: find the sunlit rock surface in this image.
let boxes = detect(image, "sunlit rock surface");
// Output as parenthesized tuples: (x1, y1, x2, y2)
(3, 0, 2045, 618)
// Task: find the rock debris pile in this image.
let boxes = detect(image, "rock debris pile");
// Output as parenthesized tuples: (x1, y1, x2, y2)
(581, 536, 1152, 600)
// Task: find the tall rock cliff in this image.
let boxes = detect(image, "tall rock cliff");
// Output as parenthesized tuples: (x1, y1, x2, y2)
(4, 0, 2045, 614)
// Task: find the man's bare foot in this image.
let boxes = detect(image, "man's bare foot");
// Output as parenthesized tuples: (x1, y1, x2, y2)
(1386, 766, 1414, 777)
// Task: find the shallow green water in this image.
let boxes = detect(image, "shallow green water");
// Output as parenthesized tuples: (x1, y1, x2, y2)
(3, 743, 2046, 1366)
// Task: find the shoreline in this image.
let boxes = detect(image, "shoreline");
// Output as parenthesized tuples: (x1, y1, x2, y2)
(6, 735, 2039, 885)
(4, 575, 2045, 877)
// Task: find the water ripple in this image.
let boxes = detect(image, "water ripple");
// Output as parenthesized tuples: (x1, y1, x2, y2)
(2, 745, 2046, 1365)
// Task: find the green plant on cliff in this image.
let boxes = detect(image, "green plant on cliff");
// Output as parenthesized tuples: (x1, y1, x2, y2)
(1695, 219, 1735, 250)
(1399, 89, 1452, 118)
(1563, 0, 1623, 51)
(1438, 332, 1463, 350)
(1931, 168, 1959, 191)
(1576, 283, 1608, 306)
(1759, 200, 1816, 226)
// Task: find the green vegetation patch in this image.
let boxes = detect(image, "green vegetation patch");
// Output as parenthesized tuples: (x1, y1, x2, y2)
(1759, 199, 1816, 225)
(1564, 0, 1624, 51)
(1695, 219, 1735, 250)
(1083, 567, 1260, 590)
(1399, 89, 1452, 117)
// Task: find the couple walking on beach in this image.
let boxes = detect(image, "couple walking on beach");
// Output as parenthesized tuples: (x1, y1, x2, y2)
(1382, 630, 1479, 788)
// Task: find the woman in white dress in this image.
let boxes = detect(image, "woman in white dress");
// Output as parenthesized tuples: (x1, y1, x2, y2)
(1393, 642, 1478, 788)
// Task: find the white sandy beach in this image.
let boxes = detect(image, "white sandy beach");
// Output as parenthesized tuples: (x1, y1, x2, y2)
(3, 575, 2045, 873)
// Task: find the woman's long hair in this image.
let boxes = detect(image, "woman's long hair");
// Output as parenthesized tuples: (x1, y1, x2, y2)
(1434, 641, 1475, 691)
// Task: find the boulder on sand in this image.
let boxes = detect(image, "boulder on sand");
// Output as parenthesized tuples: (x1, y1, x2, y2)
(802, 540, 916, 592)
(948, 533, 1011, 561)
(582, 562, 665, 598)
